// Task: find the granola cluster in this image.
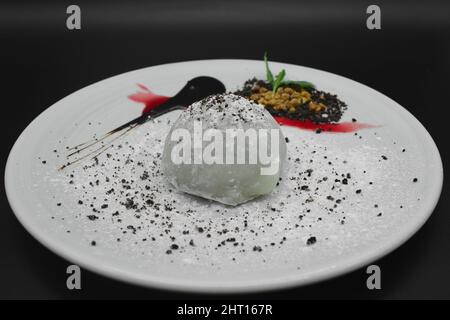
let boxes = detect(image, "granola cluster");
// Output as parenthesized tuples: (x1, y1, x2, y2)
(249, 86, 325, 113)
(235, 79, 347, 123)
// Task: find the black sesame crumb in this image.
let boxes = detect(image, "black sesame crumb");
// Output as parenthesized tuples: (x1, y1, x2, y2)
(306, 236, 317, 245)
(253, 245, 262, 252)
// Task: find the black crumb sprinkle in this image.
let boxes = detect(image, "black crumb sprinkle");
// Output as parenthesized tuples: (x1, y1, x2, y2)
(253, 245, 262, 252)
(306, 236, 317, 245)
(197, 227, 204, 233)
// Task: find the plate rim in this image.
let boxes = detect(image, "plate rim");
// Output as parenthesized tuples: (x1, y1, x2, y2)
(4, 59, 444, 293)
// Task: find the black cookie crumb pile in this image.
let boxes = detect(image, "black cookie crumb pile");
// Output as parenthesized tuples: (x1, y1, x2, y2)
(234, 78, 347, 123)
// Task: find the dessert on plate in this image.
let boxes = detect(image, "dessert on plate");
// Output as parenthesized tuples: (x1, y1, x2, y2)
(162, 93, 287, 206)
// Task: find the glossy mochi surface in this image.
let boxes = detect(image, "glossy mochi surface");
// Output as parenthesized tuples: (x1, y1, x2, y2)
(162, 94, 287, 206)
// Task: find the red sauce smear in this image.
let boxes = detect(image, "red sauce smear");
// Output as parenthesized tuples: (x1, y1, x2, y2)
(128, 84, 377, 133)
(128, 84, 170, 115)
(274, 116, 377, 133)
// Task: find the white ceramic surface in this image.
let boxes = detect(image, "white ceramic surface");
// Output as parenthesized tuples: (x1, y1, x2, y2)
(5, 60, 443, 293)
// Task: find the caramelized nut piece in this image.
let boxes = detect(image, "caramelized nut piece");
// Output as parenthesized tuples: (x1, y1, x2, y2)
(308, 101, 327, 112)
(284, 87, 294, 94)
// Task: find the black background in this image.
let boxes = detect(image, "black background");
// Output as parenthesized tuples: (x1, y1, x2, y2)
(1, 0, 449, 299)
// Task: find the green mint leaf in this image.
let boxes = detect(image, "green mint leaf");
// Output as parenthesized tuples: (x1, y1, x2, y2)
(263, 52, 316, 92)
(272, 69, 286, 93)
(281, 80, 315, 89)
(264, 52, 274, 84)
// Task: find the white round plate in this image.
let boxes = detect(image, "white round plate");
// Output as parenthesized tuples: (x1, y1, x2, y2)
(5, 60, 443, 293)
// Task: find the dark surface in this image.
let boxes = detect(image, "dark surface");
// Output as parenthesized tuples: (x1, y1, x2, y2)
(1, 0, 449, 299)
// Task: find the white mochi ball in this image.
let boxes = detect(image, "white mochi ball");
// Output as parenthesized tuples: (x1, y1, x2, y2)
(162, 94, 287, 206)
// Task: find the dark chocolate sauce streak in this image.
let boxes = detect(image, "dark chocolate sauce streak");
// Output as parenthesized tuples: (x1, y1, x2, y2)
(60, 77, 226, 170)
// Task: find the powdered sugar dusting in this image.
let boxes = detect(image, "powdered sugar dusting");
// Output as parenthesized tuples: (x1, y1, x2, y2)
(35, 109, 423, 276)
